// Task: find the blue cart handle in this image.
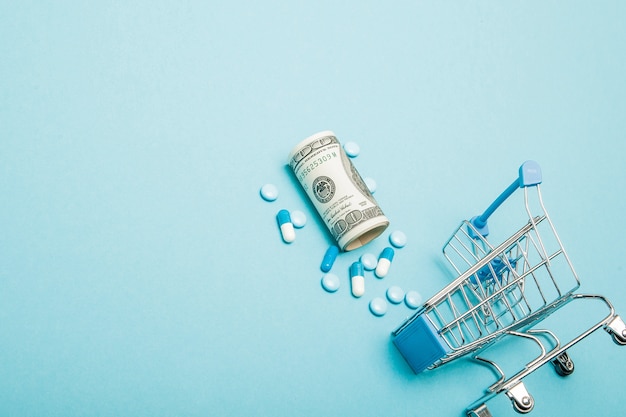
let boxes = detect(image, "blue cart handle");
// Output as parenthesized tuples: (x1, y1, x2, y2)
(469, 160, 542, 238)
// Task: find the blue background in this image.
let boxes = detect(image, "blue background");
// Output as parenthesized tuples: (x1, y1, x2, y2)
(1, 2, 625, 416)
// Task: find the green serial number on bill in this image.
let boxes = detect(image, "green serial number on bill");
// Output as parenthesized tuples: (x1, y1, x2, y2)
(298, 152, 337, 182)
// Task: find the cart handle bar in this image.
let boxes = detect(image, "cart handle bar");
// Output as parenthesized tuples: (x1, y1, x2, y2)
(470, 160, 542, 237)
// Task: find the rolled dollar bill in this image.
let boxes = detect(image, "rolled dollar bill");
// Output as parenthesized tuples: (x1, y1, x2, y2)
(288, 131, 389, 251)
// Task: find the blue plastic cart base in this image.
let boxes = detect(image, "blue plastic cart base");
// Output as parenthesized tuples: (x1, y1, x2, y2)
(392, 314, 450, 374)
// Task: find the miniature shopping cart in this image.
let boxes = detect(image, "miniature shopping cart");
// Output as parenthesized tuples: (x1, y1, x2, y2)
(392, 161, 626, 416)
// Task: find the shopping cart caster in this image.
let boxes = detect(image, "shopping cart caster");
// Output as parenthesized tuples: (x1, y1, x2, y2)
(551, 351, 574, 376)
(506, 382, 534, 414)
(466, 403, 493, 417)
(605, 315, 626, 346)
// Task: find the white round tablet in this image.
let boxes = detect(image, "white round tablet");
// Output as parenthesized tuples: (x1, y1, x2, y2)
(389, 230, 407, 248)
(290, 210, 307, 228)
(369, 297, 388, 317)
(405, 290, 423, 309)
(364, 177, 377, 194)
(260, 183, 279, 202)
(343, 141, 360, 158)
(386, 286, 405, 304)
(360, 253, 378, 271)
(321, 273, 340, 293)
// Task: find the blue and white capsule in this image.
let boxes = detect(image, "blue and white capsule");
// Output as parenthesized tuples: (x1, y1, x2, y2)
(350, 261, 365, 298)
(375, 247, 395, 278)
(320, 245, 339, 272)
(276, 209, 296, 243)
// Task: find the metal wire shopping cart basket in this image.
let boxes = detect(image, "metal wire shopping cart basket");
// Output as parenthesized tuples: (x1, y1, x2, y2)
(391, 161, 625, 416)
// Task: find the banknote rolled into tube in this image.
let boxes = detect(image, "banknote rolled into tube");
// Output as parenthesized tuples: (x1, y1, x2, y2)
(288, 131, 389, 251)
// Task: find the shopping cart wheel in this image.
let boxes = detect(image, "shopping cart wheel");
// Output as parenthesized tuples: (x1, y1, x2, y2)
(605, 315, 626, 345)
(610, 331, 626, 346)
(466, 403, 492, 417)
(551, 351, 574, 376)
(507, 382, 534, 414)
(511, 395, 534, 414)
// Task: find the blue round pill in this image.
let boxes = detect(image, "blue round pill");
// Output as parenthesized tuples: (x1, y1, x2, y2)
(369, 297, 388, 317)
(260, 184, 279, 202)
(386, 286, 405, 304)
(343, 141, 360, 158)
(290, 210, 307, 228)
(321, 273, 340, 293)
(360, 253, 378, 271)
(389, 230, 407, 248)
(405, 290, 423, 309)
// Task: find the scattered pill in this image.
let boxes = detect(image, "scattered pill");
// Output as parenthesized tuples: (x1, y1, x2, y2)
(321, 273, 340, 293)
(405, 290, 423, 309)
(375, 247, 395, 278)
(350, 261, 365, 298)
(360, 253, 378, 271)
(369, 297, 388, 316)
(364, 177, 377, 194)
(386, 286, 405, 304)
(343, 141, 360, 158)
(290, 210, 307, 228)
(276, 209, 296, 243)
(260, 183, 279, 201)
(320, 245, 339, 272)
(389, 230, 407, 248)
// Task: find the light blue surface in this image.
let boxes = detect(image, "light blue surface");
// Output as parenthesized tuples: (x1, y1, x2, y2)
(1, 2, 626, 417)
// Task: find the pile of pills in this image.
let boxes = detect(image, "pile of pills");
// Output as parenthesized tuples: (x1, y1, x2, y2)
(315, 238, 421, 316)
(260, 141, 423, 318)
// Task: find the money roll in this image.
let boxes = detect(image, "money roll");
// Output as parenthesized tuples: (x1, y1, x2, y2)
(288, 131, 389, 251)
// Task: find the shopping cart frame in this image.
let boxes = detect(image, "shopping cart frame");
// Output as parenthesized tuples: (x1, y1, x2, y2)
(392, 161, 626, 416)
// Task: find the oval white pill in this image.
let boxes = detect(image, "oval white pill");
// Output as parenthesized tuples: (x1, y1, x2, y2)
(360, 253, 378, 271)
(321, 273, 340, 293)
(375, 259, 390, 278)
(389, 230, 407, 248)
(369, 297, 388, 317)
(260, 183, 279, 201)
(351, 276, 364, 297)
(364, 177, 377, 194)
(343, 141, 360, 158)
(405, 290, 423, 309)
(386, 286, 405, 304)
(290, 210, 307, 228)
